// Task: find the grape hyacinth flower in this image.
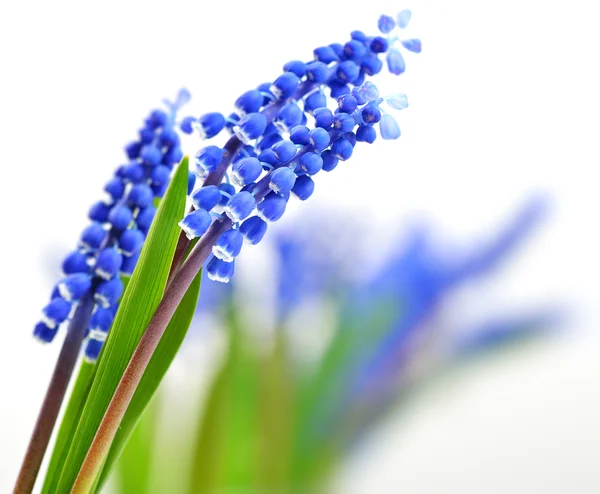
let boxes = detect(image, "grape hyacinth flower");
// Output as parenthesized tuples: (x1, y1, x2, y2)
(20, 10, 427, 494)
(180, 9, 421, 283)
(34, 89, 191, 362)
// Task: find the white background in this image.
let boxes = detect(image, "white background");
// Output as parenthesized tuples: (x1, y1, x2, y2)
(1, 0, 600, 492)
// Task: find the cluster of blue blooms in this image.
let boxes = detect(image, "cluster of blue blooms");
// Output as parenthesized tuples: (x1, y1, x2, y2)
(179, 10, 421, 283)
(32, 10, 420, 361)
(34, 91, 191, 362)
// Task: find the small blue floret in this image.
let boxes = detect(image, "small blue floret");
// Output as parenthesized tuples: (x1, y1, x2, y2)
(42, 298, 72, 328)
(62, 250, 90, 275)
(213, 229, 244, 262)
(235, 113, 268, 143)
(58, 273, 92, 302)
(194, 146, 224, 177)
(299, 152, 323, 175)
(128, 184, 154, 208)
(179, 209, 212, 240)
(197, 112, 226, 139)
(239, 216, 268, 245)
(192, 185, 222, 211)
(80, 223, 108, 251)
(95, 247, 123, 280)
(231, 157, 263, 187)
(291, 175, 315, 201)
(225, 191, 256, 222)
(271, 72, 300, 100)
(107, 205, 133, 230)
(94, 277, 124, 308)
(206, 256, 235, 283)
(271, 140, 297, 163)
(257, 193, 287, 223)
(119, 229, 145, 256)
(269, 167, 296, 194)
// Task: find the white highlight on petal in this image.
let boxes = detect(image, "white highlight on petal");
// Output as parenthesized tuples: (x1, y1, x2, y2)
(95, 268, 113, 280)
(224, 206, 243, 223)
(88, 329, 108, 342)
(207, 271, 231, 283)
(94, 293, 110, 309)
(40, 315, 57, 329)
(212, 245, 234, 263)
(269, 84, 283, 100)
(58, 282, 73, 302)
(178, 220, 197, 241)
(191, 121, 207, 140)
(230, 170, 245, 188)
(233, 128, 252, 145)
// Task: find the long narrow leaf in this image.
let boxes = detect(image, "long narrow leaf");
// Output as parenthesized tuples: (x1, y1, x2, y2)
(98, 267, 202, 489)
(41, 276, 130, 493)
(189, 307, 261, 493)
(54, 158, 189, 492)
(258, 329, 293, 489)
(113, 390, 161, 494)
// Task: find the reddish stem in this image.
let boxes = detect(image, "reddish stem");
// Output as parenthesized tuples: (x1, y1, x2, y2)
(14, 294, 94, 494)
(71, 217, 231, 493)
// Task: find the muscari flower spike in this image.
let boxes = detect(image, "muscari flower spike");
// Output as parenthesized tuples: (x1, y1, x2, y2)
(180, 10, 421, 280)
(34, 89, 192, 362)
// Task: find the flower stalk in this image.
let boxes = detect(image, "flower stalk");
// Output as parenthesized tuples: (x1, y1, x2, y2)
(14, 294, 94, 494)
(71, 217, 230, 492)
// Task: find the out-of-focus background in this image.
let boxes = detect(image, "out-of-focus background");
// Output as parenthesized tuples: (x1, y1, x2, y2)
(1, 0, 600, 492)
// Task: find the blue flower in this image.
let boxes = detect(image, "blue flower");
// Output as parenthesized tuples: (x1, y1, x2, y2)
(239, 216, 268, 245)
(118, 229, 145, 257)
(195, 112, 226, 139)
(33, 90, 191, 354)
(206, 256, 235, 283)
(224, 191, 256, 223)
(174, 11, 421, 283)
(94, 248, 123, 280)
(291, 175, 315, 200)
(94, 278, 124, 309)
(231, 158, 263, 187)
(194, 146, 224, 177)
(257, 193, 287, 223)
(191, 185, 222, 212)
(58, 273, 92, 302)
(212, 229, 244, 262)
(178, 209, 213, 240)
(41, 298, 72, 328)
(269, 167, 296, 194)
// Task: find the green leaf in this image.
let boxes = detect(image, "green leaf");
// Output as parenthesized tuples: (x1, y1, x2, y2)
(257, 330, 293, 489)
(113, 388, 161, 494)
(41, 361, 96, 494)
(54, 158, 189, 492)
(41, 277, 131, 493)
(97, 267, 202, 490)
(189, 306, 261, 493)
(291, 298, 400, 485)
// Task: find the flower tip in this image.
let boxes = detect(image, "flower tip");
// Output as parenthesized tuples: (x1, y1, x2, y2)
(397, 9, 412, 29)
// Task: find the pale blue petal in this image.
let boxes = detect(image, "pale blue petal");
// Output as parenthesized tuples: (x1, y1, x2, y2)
(385, 94, 409, 110)
(174, 88, 192, 108)
(386, 48, 406, 75)
(401, 38, 422, 53)
(379, 114, 401, 140)
(361, 81, 380, 102)
(397, 9, 412, 29)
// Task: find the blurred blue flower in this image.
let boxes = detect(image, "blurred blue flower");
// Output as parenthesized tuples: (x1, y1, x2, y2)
(294, 196, 556, 452)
